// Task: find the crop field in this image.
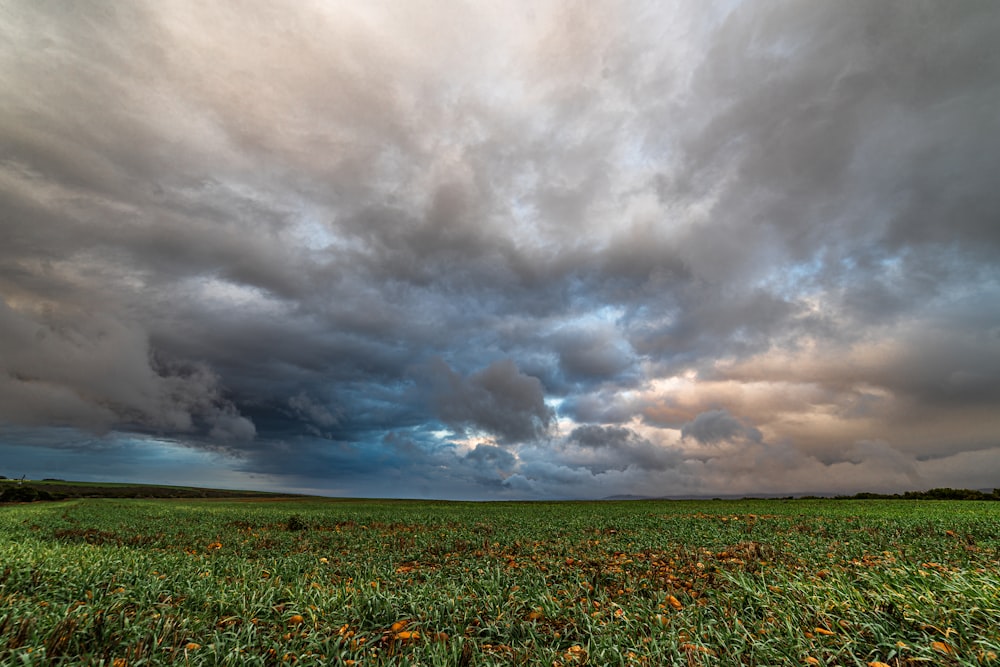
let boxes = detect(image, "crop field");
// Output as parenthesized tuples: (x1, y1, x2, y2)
(1, 497, 998, 666)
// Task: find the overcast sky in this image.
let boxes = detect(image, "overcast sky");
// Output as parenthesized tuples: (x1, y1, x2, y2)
(2, 1, 999, 499)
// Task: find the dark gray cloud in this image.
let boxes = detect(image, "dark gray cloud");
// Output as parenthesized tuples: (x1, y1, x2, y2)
(566, 424, 682, 473)
(424, 358, 554, 444)
(0, 299, 255, 440)
(681, 410, 763, 446)
(1, 0, 998, 497)
(551, 323, 637, 383)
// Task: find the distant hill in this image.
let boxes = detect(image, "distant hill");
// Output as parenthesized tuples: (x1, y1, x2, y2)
(0, 479, 298, 504)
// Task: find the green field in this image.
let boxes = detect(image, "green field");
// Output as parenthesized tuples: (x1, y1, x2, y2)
(1, 497, 998, 666)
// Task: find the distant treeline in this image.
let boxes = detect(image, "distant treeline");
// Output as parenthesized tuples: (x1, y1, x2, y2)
(829, 487, 1000, 501)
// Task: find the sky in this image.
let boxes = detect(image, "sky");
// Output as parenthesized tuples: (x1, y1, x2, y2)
(2, 1, 999, 499)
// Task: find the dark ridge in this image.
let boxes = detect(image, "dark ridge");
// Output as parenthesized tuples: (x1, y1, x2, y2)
(0, 480, 299, 504)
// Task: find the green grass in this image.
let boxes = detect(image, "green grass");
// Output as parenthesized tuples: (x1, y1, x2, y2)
(1, 498, 998, 665)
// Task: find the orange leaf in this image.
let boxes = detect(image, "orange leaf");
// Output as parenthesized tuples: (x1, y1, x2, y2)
(288, 615, 304, 625)
(667, 595, 683, 610)
(804, 658, 820, 666)
(868, 662, 891, 667)
(931, 641, 953, 655)
(395, 631, 420, 641)
(680, 643, 715, 656)
(814, 627, 835, 636)
(390, 620, 410, 633)
(185, 643, 201, 651)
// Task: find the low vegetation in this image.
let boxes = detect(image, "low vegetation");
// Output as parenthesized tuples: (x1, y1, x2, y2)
(833, 488, 1000, 502)
(1, 496, 998, 665)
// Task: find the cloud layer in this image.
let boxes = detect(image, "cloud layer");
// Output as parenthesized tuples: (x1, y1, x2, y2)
(2, 1, 998, 497)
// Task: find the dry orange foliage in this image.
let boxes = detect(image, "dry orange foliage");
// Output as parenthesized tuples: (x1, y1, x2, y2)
(680, 643, 715, 656)
(931, 641, 954, 654)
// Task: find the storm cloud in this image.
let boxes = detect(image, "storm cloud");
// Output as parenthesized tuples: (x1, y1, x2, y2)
(681, 410, 762, 446)
(1, 1, 998, 498)
(424, 358, 554, 444)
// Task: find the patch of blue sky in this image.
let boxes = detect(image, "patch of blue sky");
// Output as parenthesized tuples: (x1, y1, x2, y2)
(550, 304, 628, 337)
(292, 210, 338, 251)
(758, 258, 824, 301)
(588, 304, 628, 326)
